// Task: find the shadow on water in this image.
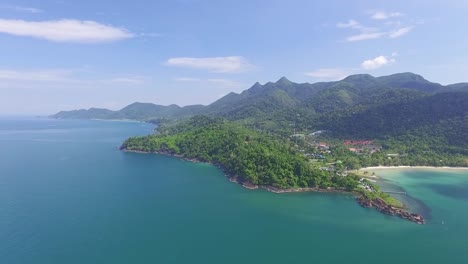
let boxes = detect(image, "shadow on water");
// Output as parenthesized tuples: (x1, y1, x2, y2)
(376, 178, 432, 220)
(422, 183, 468, 200)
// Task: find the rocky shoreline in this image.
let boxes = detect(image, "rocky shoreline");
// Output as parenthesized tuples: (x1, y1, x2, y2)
(122, 148, 349, 195)
(122, 148, 426, 224)
(228, 175, 347, 194)
(357, 197, 425, 224)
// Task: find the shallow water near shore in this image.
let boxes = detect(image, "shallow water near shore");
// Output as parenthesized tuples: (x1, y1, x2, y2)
(372, 168, 468, 222)
(1, 118, 467, 263)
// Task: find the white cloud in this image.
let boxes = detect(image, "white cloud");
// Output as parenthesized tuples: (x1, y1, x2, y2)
(0, 19, 133, 43)
(346, 28, 413, 41)
(337, 13, 413, 42)
(305, 68, 351, 80)
(0, 69, 71, 81)
(346, 32, 387, 42)
(337, 20, 360, 29)
(342, 26, 413, 42)
(166, 56, 253, 73)
(361, 55, 395, 70)
(0, 69, 147, 87)
(388, 26, 413, 38)
(337, 19, 376, 32)
(0, 5, 43, 13)
(371, 11, 404, 20)
(307, 54, 398, 78)
(13, 6, 42, 13)
(139, 32, 162, 37)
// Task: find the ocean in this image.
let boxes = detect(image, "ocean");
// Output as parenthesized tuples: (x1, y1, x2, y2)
(0, 117, 467, 263)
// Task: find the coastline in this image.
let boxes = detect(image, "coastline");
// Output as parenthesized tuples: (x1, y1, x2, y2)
(90, 118, 150, 124)
(122, 148, 426, 224)
(122, 149, 349, 195)
(360, 166, 468, 171)
(49, 116, 155, 125)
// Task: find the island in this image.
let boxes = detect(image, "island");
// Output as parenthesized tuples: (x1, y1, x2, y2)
(121, 116, 426, 224)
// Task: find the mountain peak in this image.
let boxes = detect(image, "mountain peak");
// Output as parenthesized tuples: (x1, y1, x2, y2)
(380, 72, 427, 82)
(248, 81, 263, 91)
(276, 77, 292, 84)
(343, 74, 375, 82)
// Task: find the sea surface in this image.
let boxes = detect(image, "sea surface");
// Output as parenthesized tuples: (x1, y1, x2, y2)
(0, 117, 467, 264)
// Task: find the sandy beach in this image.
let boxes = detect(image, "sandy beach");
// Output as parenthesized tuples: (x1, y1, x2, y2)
(360, 166, 468, 171)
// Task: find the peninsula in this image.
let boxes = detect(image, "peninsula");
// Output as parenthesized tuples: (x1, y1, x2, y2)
(120, 116, 427, 224)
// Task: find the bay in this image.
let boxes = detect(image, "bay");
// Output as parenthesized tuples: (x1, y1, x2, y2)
(0, 118, 467, 263)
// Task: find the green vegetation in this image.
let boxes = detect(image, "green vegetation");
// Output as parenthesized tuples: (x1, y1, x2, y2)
(53, 102, 204, 121)
(121, 116, 415, 210)
(54, 74, 467, 164)
(355, 179, 404, 208)
(56, 72, 468, 220)
(122, 116, 362, 190)
(291, 134, 467, 169)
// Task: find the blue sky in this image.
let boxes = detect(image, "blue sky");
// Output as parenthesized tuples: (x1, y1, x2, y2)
(1, 0, 468, 114)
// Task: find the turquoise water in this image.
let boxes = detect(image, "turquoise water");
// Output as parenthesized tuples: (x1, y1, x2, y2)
(0, 118, 467, 263)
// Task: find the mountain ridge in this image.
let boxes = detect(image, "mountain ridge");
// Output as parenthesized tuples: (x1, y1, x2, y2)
(52, 72, 468, 153)
(52, 72, 466, 120)
(52, 73, 467, 136)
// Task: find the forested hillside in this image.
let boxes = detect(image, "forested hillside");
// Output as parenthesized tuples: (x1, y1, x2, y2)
(121, 116, 359, 189)
(316, 91, 467, 145)
(53, 72, 466, 123)
(54, 72, 467, 158)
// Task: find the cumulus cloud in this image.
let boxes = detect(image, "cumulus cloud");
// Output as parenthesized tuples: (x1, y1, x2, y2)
(371, 11, 404, 20)
(308, 54, 398, 77)
(0, 19, 134, 43)
(361, 55, 395, 70)
(305, 68, 351, 80)
(166, 56, 253, 73)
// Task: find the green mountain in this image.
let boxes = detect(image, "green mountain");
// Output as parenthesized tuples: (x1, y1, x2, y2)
(53, 108, 115, 119)
(114, 73, 467, 221)
(376, 72, 444, 93)
(52, 72, 467, 146)
(54, 102, 204, 121)
(53, 73, 466, 121)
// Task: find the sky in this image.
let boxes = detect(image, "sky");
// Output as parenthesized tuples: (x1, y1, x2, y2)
(1, 0, 468, 114)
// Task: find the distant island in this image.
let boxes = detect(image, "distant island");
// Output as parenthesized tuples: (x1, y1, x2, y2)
(54, 72, 468, 224)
